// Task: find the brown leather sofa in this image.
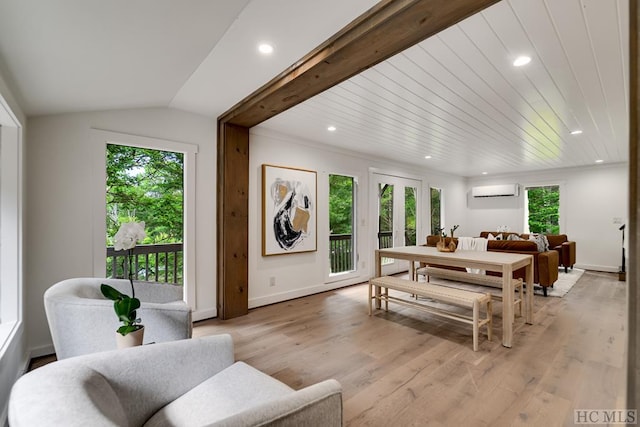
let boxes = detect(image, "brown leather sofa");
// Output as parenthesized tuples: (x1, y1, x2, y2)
(425, 235, 559, 296)
(480, 232, 577, 274)
(523, 233, 576, 273)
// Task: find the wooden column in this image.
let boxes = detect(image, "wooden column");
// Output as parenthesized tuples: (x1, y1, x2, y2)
(216, 0, 501, 319)
(217, 122, 249, 319)
(628, 0, 639, 412)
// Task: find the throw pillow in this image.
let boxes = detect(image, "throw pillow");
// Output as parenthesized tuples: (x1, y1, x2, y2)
(487, 233, 496, 240)
(528, 234, 548, 252)
(507, 234, 522, 241)
(542, 235, 550, 251)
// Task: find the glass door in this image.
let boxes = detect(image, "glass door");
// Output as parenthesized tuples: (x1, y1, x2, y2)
(373, 173, 420, 276)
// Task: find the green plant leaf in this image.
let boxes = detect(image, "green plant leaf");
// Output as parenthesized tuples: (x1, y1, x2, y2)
(101, 284, 125, 301)
(113, 297, 140, 319)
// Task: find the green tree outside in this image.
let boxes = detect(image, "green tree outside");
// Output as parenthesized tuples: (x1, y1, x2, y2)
(106, 144, 184, 283)
(430, 187, 441, 235)
(106, 144, 184, 244)
(378, 184, 393, 249)
(329, 175, 354, 234)
(527, 185, 560, 234)
(405, 186, 416, 245)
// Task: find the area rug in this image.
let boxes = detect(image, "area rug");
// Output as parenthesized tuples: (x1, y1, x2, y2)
(545, 268, 585, 297)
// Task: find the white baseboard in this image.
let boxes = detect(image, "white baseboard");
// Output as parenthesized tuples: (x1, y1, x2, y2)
(249, 275, 367, 309)
(29, 344, 55, 359)
(192, 307, 217, 322)
(575, 263, 618, 273)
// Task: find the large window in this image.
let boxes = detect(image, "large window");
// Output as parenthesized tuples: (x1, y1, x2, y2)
(524, 185, 560, 234)
(373, 174, 420, 272)
(0, 100, 23, 339)
(430, 187, 442, 235)
(106, 144, 184, 284)
(405, 186, 417, 245)
(91, 129, 197, 309)
(329, 174, 356, 275)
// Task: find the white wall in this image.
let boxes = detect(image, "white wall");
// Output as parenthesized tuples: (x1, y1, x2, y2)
(248, 127, 468, 307)
(26, 108, 217, 355)
(466, 163, 628, 271)
(0, 69, 27, 424)
(22, 107, 627, 366)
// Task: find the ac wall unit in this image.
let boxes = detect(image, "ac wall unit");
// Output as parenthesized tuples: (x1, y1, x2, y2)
(471, 184, 519, 198)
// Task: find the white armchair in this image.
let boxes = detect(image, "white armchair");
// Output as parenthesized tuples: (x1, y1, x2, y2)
(44, 277, 192, 359)
(9, 335, 343, 426)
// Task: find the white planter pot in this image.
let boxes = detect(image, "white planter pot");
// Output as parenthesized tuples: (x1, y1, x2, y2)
(115, 326, 145, 349)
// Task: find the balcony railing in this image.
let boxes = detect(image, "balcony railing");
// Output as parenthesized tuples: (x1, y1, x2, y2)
(113, 233, 415, 282)
(329, 234, 354, 273)
(330, 231, 403, 274)
(378, 230, 417, 247)
(377, 231, 393, 249)
(106, 243, 183, 285)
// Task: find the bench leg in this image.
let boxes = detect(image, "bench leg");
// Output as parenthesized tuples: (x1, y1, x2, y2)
(368, 281, 373, 316)
(473, 301, 479, 352)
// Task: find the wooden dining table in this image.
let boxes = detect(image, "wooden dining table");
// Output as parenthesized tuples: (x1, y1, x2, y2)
(374, 245, 534, 348)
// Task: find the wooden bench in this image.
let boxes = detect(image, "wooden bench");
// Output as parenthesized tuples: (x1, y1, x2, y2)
(369, 276, 492, 351)
(417, 266, 524, 318)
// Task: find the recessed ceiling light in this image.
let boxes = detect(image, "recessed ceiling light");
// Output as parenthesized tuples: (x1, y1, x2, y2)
(482, 172, 488, 175)
(424, 155, 432, 159)
(571, 130, 583, 135)
(258, 43, 274, 55)
(595, 159, 604, 163)
(513, 55, 531, 67)
(327, 126, 336, 132)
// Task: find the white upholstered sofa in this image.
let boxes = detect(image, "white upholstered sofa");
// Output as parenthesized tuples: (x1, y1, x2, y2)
(44, 277, 192, 359)
(9, 334, 343, 426)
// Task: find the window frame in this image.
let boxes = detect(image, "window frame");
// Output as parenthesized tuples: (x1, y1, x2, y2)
(91, 129, 198, 309)
(522, 182, 565, 234)
(0, 96, 23, 356)
(430, 186, 443, 236)
(325, 173, 359, 284)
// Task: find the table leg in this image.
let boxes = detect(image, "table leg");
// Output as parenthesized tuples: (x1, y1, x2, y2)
(525, 256, 534, 324)
(502, 265, 513, 348)
(375, 250, 382, 309)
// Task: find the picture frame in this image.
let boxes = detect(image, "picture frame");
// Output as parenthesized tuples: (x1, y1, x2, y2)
(262, 164, 317, 256)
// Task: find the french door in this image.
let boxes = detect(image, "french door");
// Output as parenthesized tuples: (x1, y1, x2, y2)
(372, 173, 420, 276)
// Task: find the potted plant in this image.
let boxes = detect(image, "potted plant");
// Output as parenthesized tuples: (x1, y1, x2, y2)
(101, 221, 146, 348)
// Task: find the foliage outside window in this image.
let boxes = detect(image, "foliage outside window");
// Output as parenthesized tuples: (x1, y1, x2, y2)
(106, 144, 184, 283)
(526, 185, 560, 234)
(405, 186, 417, 245)
(329, 175, 355, 274)
(378, 184, 393, 249)
(430, 187, 442, 235)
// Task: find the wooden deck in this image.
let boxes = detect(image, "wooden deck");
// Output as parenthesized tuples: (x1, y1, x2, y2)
(194, 270, 626, 426)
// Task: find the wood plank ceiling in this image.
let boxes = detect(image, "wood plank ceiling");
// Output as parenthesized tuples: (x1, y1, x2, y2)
(259, 0, 629, 178)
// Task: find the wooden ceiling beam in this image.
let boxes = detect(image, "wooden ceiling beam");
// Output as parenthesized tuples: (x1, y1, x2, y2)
(216, 0, 503, 319)
(218, 0, 500, 128)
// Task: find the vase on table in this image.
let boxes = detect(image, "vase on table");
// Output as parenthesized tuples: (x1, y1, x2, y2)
(436, 236, 457, 252)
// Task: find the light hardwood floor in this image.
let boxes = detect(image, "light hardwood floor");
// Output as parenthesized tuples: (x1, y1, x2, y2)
(194, 271, 626, 426)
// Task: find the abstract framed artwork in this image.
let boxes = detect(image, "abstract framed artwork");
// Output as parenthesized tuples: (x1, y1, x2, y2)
(262, 164, 317, 256)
